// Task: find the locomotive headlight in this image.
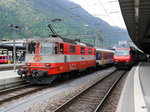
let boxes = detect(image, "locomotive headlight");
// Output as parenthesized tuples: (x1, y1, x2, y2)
(45, 63, 50, 67)
(26, 63, 30, 66)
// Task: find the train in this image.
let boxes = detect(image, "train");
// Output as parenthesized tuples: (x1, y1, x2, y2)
(0, 55, 8, 64)
(17, 37, 114, 84)
(114, 43, 147, 69)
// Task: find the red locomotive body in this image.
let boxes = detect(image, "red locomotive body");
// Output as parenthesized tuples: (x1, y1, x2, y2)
(18, 37, 96, 84)
(114, 47, 138, 68)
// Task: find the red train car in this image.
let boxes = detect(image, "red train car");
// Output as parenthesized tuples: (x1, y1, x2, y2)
(0, 55, 8, 64)
(18, 37, 96, 84)
(114, 46, 138, 69)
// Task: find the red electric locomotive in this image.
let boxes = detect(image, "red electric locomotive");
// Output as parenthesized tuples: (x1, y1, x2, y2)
(18, 37, 96, 84)
(114, 43, 139, 69)
(18, 24, 115, 84)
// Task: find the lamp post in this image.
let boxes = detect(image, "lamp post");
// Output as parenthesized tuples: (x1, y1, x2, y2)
(8, 24, 21, 72)
(24, 27, 29, 44)
(94, 33, 96, 47)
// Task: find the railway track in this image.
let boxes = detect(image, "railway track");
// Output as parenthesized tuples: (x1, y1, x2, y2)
(0, 83, 31, 95)
(53, 70, 127, 112)
(0, 84, 51, 105)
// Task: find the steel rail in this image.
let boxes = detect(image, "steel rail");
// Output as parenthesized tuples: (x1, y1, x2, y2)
(0, 83, 31, 95)
(0, 85, 51, 105)
(54, 70, 123, 112)
(94, 71, 127, 112)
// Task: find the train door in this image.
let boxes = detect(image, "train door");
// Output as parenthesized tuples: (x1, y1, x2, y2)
(54, 42, 64, 54)
(102, 52, 104, 65)
(54, 42, 58, 54)
(59, 43, 67, 63)
(60, 43, 64, 54)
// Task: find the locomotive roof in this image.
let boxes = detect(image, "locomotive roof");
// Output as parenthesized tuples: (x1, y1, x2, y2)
(61, 37, 93, 47)
(27, 37, 93, 47)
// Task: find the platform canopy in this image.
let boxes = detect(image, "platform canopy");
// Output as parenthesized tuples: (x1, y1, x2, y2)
(0, 44, 25, 51)
(118, 0, 150, 54)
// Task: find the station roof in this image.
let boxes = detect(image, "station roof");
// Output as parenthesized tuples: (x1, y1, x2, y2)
(0, 44, 25, 51)
(118, 0, 150, 54)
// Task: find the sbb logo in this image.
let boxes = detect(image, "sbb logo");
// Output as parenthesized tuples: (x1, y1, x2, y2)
(33, 55, 42, 62)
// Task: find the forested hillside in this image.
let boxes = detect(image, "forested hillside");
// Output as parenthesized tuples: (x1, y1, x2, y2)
(0, 0, 130, 46)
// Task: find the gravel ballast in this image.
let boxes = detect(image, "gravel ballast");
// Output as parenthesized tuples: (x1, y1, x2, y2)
(0, 67, 116, 112)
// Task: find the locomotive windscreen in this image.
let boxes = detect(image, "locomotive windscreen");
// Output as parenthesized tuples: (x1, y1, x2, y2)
(40, 42, 53, 54)
(115, 50, 130, 56)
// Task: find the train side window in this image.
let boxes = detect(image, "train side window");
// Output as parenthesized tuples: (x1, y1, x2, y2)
(60, 43, 64, 54)
(88, 49, 92, 54)
(54, 42, 58, 54)
(70, 46, 76, 53)
(80, 47, 85, 54)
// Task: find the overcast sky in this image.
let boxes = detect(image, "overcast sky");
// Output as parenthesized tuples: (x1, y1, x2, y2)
(69, 0, 126, 29)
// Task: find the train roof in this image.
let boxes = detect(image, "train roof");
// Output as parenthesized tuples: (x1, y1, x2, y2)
(27, 37, 94, 47)
(95, 47, 114, 53)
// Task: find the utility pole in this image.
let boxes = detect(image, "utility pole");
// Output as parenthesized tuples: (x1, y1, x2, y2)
(8, 24, 21, 72)
(93, 31, 97, 47)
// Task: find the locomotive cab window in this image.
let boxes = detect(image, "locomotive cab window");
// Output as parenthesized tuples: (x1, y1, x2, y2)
(27, 41, 36, 54)
(115, 50, 130, 56)
(70, 46, 76, 53)
(88, 49, 92, 54)
(80, 47, 85, 54)
(40, 42, 53, 54)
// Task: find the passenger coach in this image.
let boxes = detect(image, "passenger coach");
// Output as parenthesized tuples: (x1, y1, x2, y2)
(0, 55, 8, 64)
(96, 48, 114, 67)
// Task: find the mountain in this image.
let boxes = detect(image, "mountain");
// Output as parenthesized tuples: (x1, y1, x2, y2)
(0, 0, 130, 47)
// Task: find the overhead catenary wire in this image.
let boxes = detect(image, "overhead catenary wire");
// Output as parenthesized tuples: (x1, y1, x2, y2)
(45, 0, 95, 26)
(107, 1, 125, 27)
(97, 0, 117, 26)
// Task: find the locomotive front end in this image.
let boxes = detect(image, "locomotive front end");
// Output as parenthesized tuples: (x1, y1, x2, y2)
(114, 47, 137, 69)
(18, 40, 59, 84)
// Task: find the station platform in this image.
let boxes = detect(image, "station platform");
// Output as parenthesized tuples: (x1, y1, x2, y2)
(116, 62, 150, 112)
(0, 70, 25, 90)
(0, 63, 24, 71)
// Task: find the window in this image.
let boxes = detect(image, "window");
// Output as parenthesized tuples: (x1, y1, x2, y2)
(54, 42, 58, 54)
(88, 49, 92, 54)
(80, 47, 85, 54)
(40, 42, 53, 54)
(60, 43, 64, 54)
(70, 46, 76, 53)
(115, 50, 130, 56)
(27, 41, 36, 54)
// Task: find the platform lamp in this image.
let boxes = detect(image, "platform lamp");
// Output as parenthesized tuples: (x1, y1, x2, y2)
(8, 24, 21, 72)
